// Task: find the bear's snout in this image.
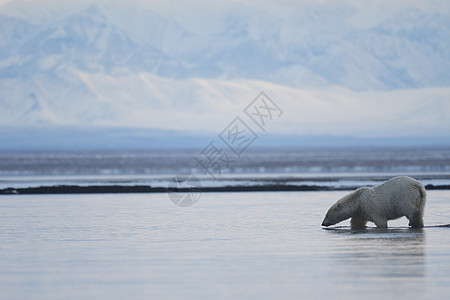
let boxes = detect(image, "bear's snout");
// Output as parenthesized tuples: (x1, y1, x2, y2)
(322, 216, 332, 227)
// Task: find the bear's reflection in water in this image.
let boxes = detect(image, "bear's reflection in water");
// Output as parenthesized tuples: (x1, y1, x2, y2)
(323, 227, 425, 296)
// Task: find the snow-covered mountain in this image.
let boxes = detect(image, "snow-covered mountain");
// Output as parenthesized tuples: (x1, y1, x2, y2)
(0, 0, 449, 146)
(2, 1, 449, 88)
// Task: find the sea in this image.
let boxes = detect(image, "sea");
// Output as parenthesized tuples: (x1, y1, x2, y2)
(0, 147, 450, 299)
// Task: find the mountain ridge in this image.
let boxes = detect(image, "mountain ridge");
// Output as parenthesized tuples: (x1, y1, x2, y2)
(2, 2, 449, 88)
(0, 0, 449, 143)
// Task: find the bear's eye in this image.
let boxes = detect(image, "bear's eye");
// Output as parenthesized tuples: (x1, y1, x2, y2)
(337, 203, 341, 209)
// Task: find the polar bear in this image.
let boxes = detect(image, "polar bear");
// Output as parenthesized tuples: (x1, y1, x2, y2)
(321, 176, 426, 229)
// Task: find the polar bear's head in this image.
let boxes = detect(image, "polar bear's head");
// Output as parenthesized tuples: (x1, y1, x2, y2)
(321, 200, 349, 227)
(321, 189, 363, 227)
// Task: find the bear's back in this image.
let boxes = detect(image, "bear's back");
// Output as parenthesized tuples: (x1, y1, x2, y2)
(373, 176, 424, 207)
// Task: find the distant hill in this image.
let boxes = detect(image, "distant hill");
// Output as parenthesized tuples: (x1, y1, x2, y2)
(0, 0, 449, 148)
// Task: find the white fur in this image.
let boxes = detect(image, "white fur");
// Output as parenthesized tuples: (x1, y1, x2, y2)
(322, 176, 426, 228)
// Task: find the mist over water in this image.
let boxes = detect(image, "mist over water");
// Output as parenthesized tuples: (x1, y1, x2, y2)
(1, 147, 450, 176)
(1, 147, 449, 191)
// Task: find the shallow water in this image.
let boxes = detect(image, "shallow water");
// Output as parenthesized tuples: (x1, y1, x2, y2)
(0, 191, 449, 299)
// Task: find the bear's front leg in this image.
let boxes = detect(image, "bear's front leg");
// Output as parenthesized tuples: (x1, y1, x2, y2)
(408, 209, 424, 228)
(350, 216, 367, 229)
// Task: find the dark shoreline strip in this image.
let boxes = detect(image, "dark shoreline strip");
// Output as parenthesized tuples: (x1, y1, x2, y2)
(0, 184, 449, 195)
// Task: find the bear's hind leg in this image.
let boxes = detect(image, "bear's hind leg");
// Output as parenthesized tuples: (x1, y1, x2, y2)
(374, 218, 388, 228)
(351, 216, 367, 229)
(408, 209, 424, 229)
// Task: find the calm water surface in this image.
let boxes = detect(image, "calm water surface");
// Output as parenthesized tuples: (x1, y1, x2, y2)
(0, 191, 449, 299)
